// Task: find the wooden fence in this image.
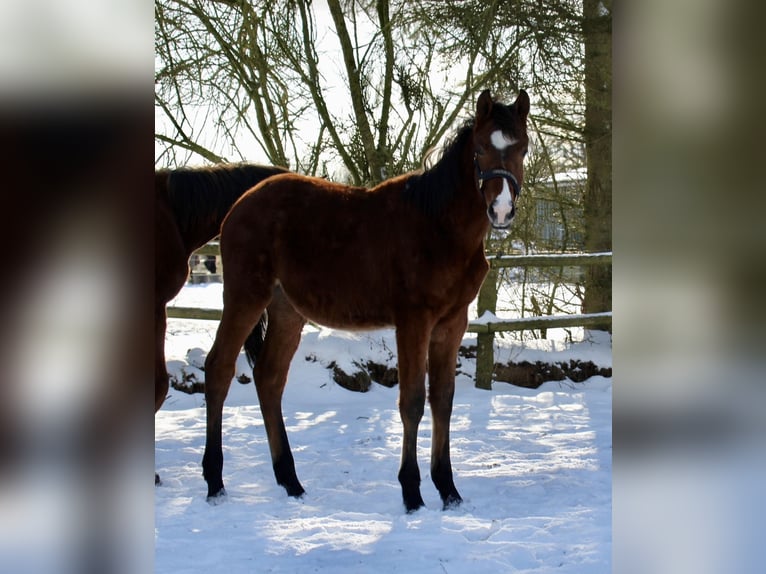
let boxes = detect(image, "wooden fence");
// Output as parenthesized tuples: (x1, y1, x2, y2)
(167, 245, 611, 390)
(472, 252, 611, 389)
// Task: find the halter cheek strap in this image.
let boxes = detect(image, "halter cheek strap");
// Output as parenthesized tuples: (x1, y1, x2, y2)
(474, 156, 521, 198)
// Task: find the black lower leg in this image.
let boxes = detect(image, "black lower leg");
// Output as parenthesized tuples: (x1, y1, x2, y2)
(398, 459, 425, 512)
(268, 424, 304, 497)
(432, 460, 462, 509)
(202, 416, 226, 499)
(273, 449, 305, 498)
(202, 448, 226, 499)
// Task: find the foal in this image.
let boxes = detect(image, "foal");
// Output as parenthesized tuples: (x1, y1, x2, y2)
(203, 90, 530, 511)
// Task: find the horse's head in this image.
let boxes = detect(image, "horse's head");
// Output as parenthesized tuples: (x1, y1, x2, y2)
(472, 89, 530, 229)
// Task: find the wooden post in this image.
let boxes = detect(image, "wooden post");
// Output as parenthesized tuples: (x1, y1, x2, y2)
(475, 264, 498, 390)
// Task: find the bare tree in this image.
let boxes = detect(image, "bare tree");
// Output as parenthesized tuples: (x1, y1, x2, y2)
(155, 0, 522, 184)
(155, 0, 313, 169)
(582, 0, 612, 318)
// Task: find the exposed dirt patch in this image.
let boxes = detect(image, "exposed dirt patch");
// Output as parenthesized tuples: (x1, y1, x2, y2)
(493, 359, 612, 388)
(330, 362, 372, 392)
(169, 368, 205, 395)
(169, 366, 251, 395)
(329, 353, 611, 392)
(209, 347, 612, 394)
(330, 360, 399, 392)
(364, 361, 399, 387)
(458, 345, 477, 359)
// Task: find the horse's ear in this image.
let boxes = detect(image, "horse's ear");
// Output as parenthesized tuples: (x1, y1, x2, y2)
(514, 89, 530, 120)
(476, 90, 493, 122)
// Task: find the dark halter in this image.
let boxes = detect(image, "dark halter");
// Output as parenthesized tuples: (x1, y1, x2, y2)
(474, 155, 521, 198)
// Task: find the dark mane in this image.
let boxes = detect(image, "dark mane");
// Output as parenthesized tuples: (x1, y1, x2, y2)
(403, 122, 473, 217)
(163, 163, 288, 234)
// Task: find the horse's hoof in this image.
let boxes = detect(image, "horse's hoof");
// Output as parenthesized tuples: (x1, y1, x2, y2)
(404, 495, 426, 514)
(442, 493, 463, 510)
(206, 488, 227, 505)
(155, 473, 162, 486)
(283, 483, 306, 499)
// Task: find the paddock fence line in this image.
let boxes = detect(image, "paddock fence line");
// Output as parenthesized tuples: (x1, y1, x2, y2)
(167, 244, 612, 390)
(473, 251, 611, 389)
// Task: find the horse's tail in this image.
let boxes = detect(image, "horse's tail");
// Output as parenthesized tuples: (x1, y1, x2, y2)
(243, 312, 268, 370)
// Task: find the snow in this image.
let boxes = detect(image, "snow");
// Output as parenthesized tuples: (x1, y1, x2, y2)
(540, 168, 587, 185)
(157, 283, 612, 573)
(473, 310, 499, 325)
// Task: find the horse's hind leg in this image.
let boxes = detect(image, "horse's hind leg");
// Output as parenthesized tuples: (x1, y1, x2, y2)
(254, 287, 306, 497)
(202, 297, 269, 500)
(428, 308, 467, 509)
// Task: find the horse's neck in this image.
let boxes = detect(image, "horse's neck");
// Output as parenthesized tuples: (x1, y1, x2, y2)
(180, 218, 224, 257)
(167, 167, 254, 257)
(177, 190, 246, 256)
(443, 169, 491, 255)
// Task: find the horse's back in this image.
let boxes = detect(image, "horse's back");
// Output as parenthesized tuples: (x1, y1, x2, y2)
(221, 174, 401, 326)
(223, 173, 404, 253)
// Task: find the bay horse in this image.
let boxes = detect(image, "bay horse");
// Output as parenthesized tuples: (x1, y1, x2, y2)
(154, 162, 287, 414)
(203, 90, 530, 512)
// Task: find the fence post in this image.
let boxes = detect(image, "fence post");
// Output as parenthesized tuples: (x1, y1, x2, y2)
(475, 264, 498, 390)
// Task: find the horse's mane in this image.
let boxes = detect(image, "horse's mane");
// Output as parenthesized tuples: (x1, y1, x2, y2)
(162, 163, 288, 233)
(403, 123, 473, 218)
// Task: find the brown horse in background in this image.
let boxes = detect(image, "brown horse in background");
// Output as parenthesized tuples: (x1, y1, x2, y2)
(154, 163, 287, 418)
(203, 90, 530, 512)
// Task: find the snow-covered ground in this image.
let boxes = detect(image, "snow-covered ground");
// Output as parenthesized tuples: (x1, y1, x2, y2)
(156, 283, 612, 573)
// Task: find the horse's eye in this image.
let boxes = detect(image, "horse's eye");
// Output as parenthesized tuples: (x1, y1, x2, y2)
(476, 146, 486, 156)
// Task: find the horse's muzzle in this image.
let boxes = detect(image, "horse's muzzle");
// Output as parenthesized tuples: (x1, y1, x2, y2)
(486, 179, 516, 229)
(476, 161, 520, 230)
(488, 207, 515, 229)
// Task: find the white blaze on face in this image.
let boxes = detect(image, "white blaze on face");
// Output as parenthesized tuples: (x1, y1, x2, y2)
(487, 129, 517, 227)
(490, 129, 518, 151)
(491, 178, 514, 225)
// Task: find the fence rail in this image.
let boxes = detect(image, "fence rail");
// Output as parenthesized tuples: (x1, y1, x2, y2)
(467, 311, 612, 334)
(167, 246, 612, 390)
(193, 242, 220, 256)
(488, 251, 612, 268)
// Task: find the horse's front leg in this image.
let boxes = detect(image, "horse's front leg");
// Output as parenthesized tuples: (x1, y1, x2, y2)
(155, 304, 170, 414)
(395, 318, 432, 512)
(428, 307, 468, 509)
(155, 304, 169, 485)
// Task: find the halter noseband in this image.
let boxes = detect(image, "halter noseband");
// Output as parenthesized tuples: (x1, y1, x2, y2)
(474, 156, 521, 199)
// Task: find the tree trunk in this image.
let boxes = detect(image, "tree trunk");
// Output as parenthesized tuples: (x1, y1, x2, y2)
(582, 0, 612, 321)
(327, 0, 384, 183)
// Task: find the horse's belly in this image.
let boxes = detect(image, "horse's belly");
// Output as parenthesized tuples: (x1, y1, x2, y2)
(280, 281, 393, 330)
